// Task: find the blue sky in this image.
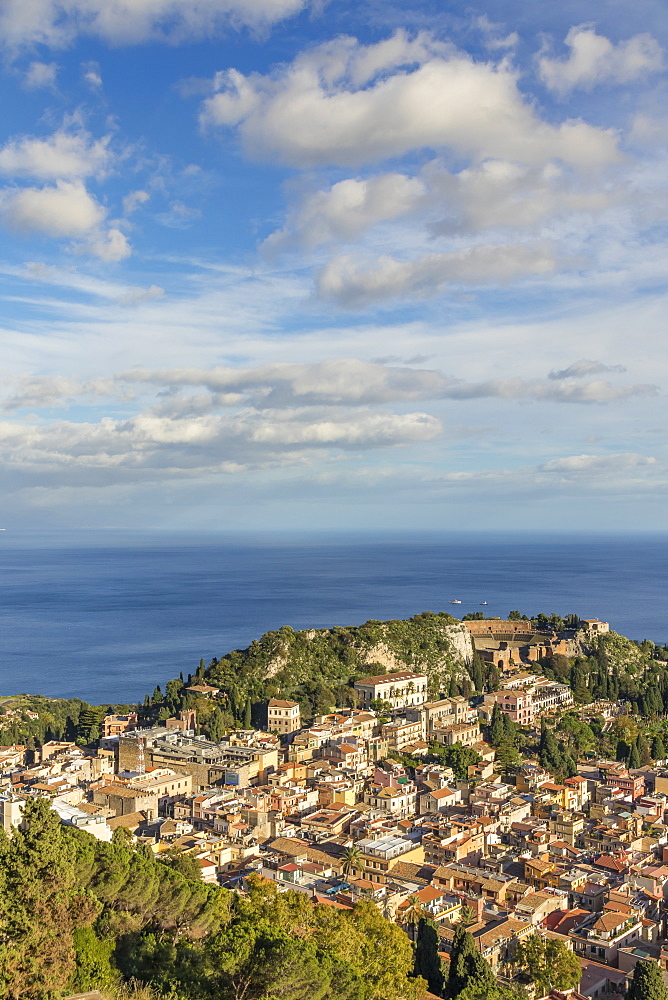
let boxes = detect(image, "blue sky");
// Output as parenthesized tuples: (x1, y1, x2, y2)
(0, 0, 667, 532)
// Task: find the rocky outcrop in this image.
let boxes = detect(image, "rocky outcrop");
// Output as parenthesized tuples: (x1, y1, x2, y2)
(218, 613, 476, 700)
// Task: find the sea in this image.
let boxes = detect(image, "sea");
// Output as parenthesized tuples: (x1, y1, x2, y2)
(0, 531, 666, 706)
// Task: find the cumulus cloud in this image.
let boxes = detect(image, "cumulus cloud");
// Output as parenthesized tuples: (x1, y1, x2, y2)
(0, 355, 658, 495)
(24, 61, 58, 89)
(539, 26, 663, 96)
(0, 0, 309, 49)
(263, 173, 426, 253)
(201, 31, 620, 169)
(317, 242, 562, 306)
(0, 180, 132, 261)
(2, 376, 83, 411)
(548, 359, 626, 380)
(541, 453, 658, 474)
(86, 227, 131, 262)
(1, 180, 106, 237)
(266, 158, 618, 252)
(0, 129, 111, 180)
(426, 159, 617, 236)
(0, 404, 442, 485)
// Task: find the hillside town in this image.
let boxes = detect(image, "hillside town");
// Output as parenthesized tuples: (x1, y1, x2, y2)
(2, 617, 668, 1000)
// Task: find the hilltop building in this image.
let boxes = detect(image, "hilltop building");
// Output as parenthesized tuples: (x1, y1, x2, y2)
(354, 671, 428, 709)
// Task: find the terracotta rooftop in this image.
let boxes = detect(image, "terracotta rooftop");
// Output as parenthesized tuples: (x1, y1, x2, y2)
(355, 671, 427, 685)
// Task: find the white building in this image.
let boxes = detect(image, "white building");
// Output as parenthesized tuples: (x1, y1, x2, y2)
(354, 672, 428, 710)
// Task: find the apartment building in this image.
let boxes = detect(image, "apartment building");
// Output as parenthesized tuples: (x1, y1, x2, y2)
(267, 699, 301, 735)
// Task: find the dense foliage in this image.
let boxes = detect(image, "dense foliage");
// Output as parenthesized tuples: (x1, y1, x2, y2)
(145, 612, 472, 731)
(0, 799, 423, 1000)
(0, 696, 134, 752)
(514, 935, 581, 995)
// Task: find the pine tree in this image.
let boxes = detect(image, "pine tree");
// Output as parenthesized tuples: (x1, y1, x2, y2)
(414, 916, 444, 997)
(627, 959, 668, 1000)
(0, 797, 84, 998)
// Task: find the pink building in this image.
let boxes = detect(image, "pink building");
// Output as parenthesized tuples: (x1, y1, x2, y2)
(493, 690, 535, 725)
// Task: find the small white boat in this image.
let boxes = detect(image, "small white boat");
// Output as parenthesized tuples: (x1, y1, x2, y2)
(450, 599, 462, 604)
(480, 601, 488, 605)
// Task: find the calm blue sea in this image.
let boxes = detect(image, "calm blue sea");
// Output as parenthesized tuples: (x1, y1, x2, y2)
(0, 531, 666, 705)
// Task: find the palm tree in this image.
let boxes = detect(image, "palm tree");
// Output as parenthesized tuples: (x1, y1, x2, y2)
(398, 895, 424, 940)
(341, 844, 363, 879)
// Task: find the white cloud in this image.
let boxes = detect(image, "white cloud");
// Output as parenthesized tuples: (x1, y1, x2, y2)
(122, 189, 150, 215)
(0, 180, 132, 260)
(0, 0, 309, 49)
(548, 359, 626, 380)
(86, 227, 131, 262)
(2, 376, 83, 411)
(539, 25, 664, 96)
(82, 61, 102, 89)
(446, 378, 656, 404)
(0, 404, 442, 485)
(156, 200, 202, 229)
(0, 129, 110, 180)
(475, 15, 518, 52)
(24, 60, 58, 89)
(264, 173, 426, 253)
(317, 242, 562, 306)
(5, 359, 654, 421)
(117, 284, 165, 305)
(118, 358, 657, 409)
(266, 158, 619, 253)
(427, 159, 617, 236)
(541, 453, 658, 473)
(201, 31, 620, 169)
(1, 180, 106, 237)
(120, 358, 449, 407)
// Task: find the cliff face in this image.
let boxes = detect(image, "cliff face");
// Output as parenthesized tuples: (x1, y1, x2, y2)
(359, 623, 474, 692)
(239, 614, 474, 693)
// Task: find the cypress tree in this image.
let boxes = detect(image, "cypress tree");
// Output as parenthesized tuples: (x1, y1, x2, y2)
(414, 916, 444, 997)
(627, 959, 668, 1000)
(651, 735, 665, 760)
(445, 924, 494, 998)
(489, 703, 504, 746)
(636, 734, 651, 766)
